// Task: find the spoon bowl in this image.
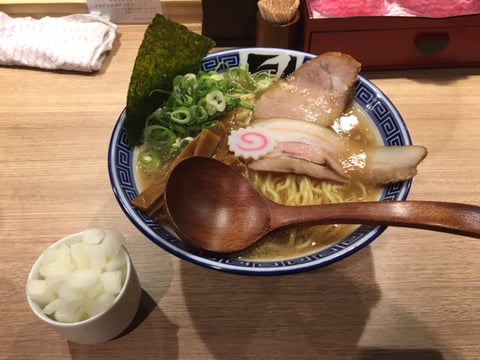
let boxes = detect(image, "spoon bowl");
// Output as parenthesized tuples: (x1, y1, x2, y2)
(164, 157, 273, 253)
(165, 156, 480, 253)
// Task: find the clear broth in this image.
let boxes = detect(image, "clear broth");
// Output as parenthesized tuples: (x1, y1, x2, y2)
(134, 103, 384, 261)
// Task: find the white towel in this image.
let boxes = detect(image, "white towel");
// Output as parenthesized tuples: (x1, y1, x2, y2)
(0, 12, 117, 72)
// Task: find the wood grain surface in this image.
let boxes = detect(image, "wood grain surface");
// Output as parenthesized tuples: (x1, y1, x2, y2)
(1, 25, 479, 360)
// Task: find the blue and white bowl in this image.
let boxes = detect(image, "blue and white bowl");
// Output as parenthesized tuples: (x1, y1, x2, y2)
(108, 48, 412, 276)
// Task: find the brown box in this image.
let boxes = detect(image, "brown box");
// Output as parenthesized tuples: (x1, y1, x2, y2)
(301, 0, 480, 70)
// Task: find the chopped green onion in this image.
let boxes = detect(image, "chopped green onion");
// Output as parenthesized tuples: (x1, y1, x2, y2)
(170, 108, 192, 124)
(140, 63, 277, 165)
(205, 90, 226, 115)
(144, 125, 176, 157)
(190, 105, 208, 122)
(172, 136, 194, 149)
(137, 149, 160, 170)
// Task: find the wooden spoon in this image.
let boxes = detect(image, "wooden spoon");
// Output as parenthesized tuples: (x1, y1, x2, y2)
(164, 156, 480, 253)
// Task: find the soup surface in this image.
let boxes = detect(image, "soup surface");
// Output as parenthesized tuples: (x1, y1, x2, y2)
(134, 102, 384, 261)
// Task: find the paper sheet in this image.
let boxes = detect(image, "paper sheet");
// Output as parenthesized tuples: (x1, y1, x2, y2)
(86, 0, 162, 24)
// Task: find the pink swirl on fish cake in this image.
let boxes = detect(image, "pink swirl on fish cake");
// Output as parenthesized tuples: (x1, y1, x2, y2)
(228, 127, 277, 160)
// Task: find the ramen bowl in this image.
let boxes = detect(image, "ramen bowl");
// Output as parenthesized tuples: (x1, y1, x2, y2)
(108, 48, 412, 276)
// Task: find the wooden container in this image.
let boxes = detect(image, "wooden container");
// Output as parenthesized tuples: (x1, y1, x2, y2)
(301, 0, 480, 70)
(256, 10, 301, 49)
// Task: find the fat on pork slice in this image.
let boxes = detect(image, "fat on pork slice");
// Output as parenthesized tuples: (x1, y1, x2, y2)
(245, 52, 427, 185)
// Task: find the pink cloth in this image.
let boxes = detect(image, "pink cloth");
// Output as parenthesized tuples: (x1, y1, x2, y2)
(311, 0, 388, 17)
(397, 0, 480, 18)
(0, 12, 116, 72)
(309, 0, 480, 18)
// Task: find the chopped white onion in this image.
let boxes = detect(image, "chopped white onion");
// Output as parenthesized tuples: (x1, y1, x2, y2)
(39, 256, 74, 279)
(102, 228, 125, 259)
(105, 251, 126, 272)
(54, 297, 84, 323)
(85, 293, 116, 318)
(86, 243, 107, 270)
(83, 228, 105, 245)
(101, 270, 122, 294)
(45, 273, 70, 293)
(27, 279, 56, 306)
(67, 269, 101, 290)
(70, 242, 89, 270)
(27, 228, 128, 323)
(42, 298, 61, 315)
(89, 282, 105, 302)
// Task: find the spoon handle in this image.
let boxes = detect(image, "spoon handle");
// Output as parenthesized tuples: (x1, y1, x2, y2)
(273, 201, 480, 239)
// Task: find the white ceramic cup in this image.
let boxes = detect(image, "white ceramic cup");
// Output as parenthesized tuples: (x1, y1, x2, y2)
(26, 232, 142, 345)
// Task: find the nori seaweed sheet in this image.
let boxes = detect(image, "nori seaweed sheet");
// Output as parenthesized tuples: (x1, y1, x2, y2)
(125, 14, 215, 147)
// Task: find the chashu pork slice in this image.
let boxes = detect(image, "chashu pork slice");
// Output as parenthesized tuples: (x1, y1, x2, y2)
(246, 118, 428, 186)
(252, 52, 361, 127)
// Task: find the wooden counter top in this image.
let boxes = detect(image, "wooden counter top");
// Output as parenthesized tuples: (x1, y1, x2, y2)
(1, 24, 479, 359)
